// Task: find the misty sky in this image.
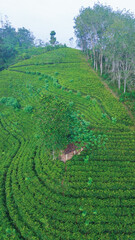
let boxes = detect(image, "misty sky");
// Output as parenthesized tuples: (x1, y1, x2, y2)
(1, 0, 135, 46)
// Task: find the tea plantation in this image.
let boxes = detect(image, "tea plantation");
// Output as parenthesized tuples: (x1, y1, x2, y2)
(0, 48, 135, 240)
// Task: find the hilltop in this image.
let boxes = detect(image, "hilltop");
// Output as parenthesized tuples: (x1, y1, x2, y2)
(0, 47, 135, 240)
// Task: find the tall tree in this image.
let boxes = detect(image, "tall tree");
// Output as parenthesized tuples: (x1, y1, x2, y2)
(50, 31, 56, 45)
(74, 3, 135, 92)
(17, 27, 35, 48)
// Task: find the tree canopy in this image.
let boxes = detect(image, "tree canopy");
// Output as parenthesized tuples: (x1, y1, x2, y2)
(74, 3, 135, 92)
(0, 18, 35, 70)
(50, 31, 57, 45)
(36, 94, 103, 158)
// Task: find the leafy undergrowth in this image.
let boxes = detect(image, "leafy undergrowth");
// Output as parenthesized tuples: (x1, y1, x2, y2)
(101, 74, 135, 118)
(0, 47, 135, 240)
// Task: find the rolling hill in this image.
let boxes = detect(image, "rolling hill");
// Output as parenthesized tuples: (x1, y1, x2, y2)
(0, 47, 135, 240)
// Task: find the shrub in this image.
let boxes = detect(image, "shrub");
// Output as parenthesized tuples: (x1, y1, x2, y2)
(69, 90, 73, 94)
(53, 78, 58, 86)
(102, 113, 107, 118)
(85, 95, 90, 100)
(44, 79, 48, 83)
(55, 72, 59, 76)
(24, 105, 33, 113)
(92, 98, 97, 105)
(6, 97, 21, 109)
(77, 91, 81, 96)
(45, 84, 49, 90)
(37, 88, 41, 93)
(119, 97, 124, 102)
(0, 97, 7, 104)
(0, 97, 21, 109)
(69, 101, 74, 107)
(56, 83, 61, 89)
(111, 117, 117, 123)
(69, 79, 74, 83)
(36, 72, 41, 75)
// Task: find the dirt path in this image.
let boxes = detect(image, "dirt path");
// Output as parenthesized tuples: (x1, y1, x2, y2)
(85, 57, 135, 126)
(100, 77, 135, 124)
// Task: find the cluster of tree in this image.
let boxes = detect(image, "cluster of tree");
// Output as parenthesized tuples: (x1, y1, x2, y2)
(36, 94, 103, 159)
(74, 3, 135, 92)
(0, 17, 63, 70)
(0, 19, 35, 69)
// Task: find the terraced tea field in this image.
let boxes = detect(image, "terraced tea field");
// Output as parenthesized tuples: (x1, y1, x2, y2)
(0, 48, 135, 240)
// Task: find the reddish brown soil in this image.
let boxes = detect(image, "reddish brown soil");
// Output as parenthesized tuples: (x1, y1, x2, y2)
(60, 143, 84, 163)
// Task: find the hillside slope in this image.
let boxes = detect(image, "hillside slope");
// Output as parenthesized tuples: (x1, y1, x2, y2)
(0, 48, 135, 240)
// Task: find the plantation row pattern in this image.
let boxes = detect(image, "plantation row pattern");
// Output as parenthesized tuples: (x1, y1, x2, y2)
(0, 48, 135, 239)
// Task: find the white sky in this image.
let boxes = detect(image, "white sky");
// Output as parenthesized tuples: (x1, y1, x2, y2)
(0, 0, 135, 46)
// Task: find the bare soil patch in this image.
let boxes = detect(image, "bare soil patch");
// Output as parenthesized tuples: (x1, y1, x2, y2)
(60, 143, 84, 163)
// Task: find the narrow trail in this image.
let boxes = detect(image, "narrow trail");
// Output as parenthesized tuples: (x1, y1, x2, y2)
(85, 57, 135, 128)
(101, 78, 135, 127)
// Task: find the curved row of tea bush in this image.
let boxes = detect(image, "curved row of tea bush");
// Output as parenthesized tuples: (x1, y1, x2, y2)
(10, 54, 134, 128)
(7, 67, 133, 131)
(0, 47, 135, 239)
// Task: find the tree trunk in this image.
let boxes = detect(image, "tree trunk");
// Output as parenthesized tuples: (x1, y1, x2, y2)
(124, 78, 126, 93)
(117, 64, 121, 90)
(96, 60, 98, 72)
(124, 57, 128, 93)
(100, 53, 103, 75)
(118, 74, 121, 90)
(112, 59, 115, 73)
(93, 49, 96, 69)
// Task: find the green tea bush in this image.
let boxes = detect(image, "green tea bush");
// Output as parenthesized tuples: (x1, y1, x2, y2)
(111, 117, 117, 123)
(77, 91, 81, 97)
(36, 71, 41, 75)
(92, 98, 97, 105)
(53, 78, 58, 86)
(69, 79, 74, 83)
(55, 72, 59, 76)
(102, 113, 107, 118)
(69, 101, 74, 107)
(0, 97, 7, 103)
(69, 90, 73, 94)
(45, 84, 49, 90)
(0, 47, 134, 240)
(56, 83, 61, 88)
(24, 105, 33, 113)
(85, 95, 90, 100)
(0, 97, 21, 109)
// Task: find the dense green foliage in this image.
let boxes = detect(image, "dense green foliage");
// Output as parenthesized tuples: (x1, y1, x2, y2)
(0, 19, 35, 70)
(74, 3, 135, 93)
(0, 48, 135, 239)
(0, 19, 66, 70)
(50, 31, 57, 45)
(36, 94, 105, 157)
